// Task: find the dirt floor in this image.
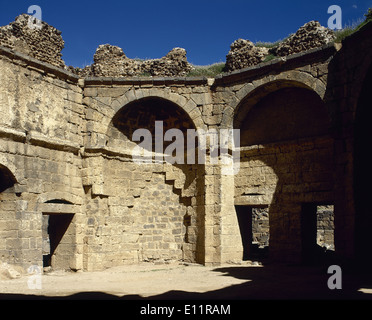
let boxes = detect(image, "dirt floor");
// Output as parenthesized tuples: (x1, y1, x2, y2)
(1, 260, 372, 300)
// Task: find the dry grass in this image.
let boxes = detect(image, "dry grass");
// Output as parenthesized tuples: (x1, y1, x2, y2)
(186, 62, 226, 77)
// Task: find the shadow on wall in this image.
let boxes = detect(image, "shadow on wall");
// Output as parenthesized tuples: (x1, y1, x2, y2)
(107, 95, 202, 192)
(234, 82, 334, 264)
(0, 165, 17, 192)
(1, 264, 372, 300)
(104, 96, 207, 264)
(354, 62, 372, 266)
(108, 97, 195, 154)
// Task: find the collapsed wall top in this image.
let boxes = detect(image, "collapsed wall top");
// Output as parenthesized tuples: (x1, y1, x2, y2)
(0, 15, 336, 77)
(224, 21, 336, 72)
(274, 20, 336, 56)
(225, 39, 269, 72)
(76, 44, 194, 77)
(0, 14, 65, 69)
(0, 14, 193, 77)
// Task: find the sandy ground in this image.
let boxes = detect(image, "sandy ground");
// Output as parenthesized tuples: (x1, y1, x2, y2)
(1, 261, 372, 300)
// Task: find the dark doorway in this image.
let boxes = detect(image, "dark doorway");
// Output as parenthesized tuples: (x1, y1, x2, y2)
(0, 165, 16, 192)
(42, 213, 74, 269)
(235, 205, 269, 260)
(301, 204, 334, 264)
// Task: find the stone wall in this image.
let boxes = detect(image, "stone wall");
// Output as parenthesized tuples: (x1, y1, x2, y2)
(235, 137, 334, 262)
(252, 208, 269, 249)
(0, 14, 371, 271)
(317, 205, 334, 250)
(80, 77, 210, 268)
(0, 45, 84, 270)
(325, 20, 372, 262)
(0, 38, 337, 269)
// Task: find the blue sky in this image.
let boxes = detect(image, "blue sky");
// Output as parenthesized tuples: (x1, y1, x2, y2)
(0, 1, 371, 67)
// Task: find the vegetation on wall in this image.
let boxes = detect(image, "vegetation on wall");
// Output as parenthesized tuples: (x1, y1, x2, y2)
(185, 8, 371, 78)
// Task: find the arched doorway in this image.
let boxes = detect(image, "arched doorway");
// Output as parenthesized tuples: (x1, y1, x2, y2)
(0, 164, 18, 265)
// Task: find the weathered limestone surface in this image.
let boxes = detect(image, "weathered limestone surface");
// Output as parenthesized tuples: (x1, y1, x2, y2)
(225, 39, 269, 72)
(0, 14, 65, 69)
(78, 45, 193, 78)
(275, 21, 336, 56)
(225, 21, 335, 72)
(90, 44, 142, 77)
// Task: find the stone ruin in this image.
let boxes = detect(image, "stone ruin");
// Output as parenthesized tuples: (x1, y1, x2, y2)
(0, 14, 65, 69)
(72, 45, 193, 78)
(225, 20, 336, 71)
(274, 21, 336, 57)
(0, 13, 371, 273)
(225, 39, 269, 72)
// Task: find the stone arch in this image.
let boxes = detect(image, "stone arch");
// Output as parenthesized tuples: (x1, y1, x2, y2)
(107, 95, 203, 161)
(222, 71, 327, 128)
(0, 164, 19, 265)
(110, 89, 205, 130)
(0, 163, 17, 192)
(36, 191, 83, 206)
(0, 155, 23, 186)
(236, 84, 331, 146)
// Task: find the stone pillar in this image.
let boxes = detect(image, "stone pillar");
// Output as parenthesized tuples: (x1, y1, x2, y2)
(17, 196, 43, 270)
(203, 163, 221, 266)
(220, 172, 243, 263)
(203, 161, 244, 265)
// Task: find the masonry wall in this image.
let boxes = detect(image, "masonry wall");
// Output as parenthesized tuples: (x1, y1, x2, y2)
(56, 43, 338, 268)
(235, 137, 334, 262)
(83, 158, 203, 270)
(80, 80, 207, 268)
(1, 21, 371, 272)
(0, 47, 84, 270)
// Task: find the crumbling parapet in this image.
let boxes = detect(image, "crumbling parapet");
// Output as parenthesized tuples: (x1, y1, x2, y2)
(224, 21, 336, 72)
(274, 21, 335, 56)
(0, 15, 337, 77)
(86, 45, 193, 78)
(0, 14, 65, 69)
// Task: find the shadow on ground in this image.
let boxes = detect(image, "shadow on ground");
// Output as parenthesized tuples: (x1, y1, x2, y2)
(1, 263, 372, 300)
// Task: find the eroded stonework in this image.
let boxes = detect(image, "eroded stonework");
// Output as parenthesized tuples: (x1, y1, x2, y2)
(0, 14, 65, 69)
(225, 39, 269, 72)
(275, 21, 336, 57)
(80, 45, 193, 78)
